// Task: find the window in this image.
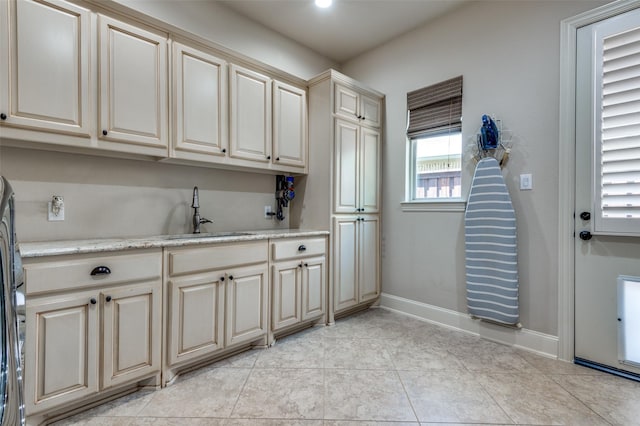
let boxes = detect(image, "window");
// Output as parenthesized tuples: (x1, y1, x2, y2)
(592, 12, 640, 236)
(411, 132, 462, 199)
(406, 76, 463, 201)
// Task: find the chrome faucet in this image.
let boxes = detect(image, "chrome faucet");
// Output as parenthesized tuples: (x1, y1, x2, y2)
(191, 186, 212, 233)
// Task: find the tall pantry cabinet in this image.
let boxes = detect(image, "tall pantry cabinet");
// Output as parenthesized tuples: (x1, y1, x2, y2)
(306, 70, 383, 323)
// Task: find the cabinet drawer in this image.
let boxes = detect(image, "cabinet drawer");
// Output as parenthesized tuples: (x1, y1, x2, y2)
(271, 238, 326, 261)
(24, 249, 162, 295)
(168, 241, 268, 276)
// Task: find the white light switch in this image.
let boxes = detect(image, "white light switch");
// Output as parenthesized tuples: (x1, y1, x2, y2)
(520, 174, 533, 190)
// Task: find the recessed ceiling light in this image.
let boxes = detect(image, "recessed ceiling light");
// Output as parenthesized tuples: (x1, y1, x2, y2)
(315, 0, 332, 8)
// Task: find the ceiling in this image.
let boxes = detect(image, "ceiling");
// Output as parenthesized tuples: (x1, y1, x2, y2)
(215, 0, 468, 63)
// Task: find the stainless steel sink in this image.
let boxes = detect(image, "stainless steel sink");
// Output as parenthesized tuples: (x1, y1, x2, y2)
(164, 232, 253, 240)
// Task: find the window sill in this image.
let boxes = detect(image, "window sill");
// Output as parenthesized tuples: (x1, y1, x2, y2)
(401, 200, 467, 212)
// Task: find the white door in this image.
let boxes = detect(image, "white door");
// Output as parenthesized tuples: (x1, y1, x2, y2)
(574, 8, 640, 377)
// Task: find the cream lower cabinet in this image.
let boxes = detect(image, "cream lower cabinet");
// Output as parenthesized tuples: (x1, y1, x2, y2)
(164, 241, 268, 382)
(270, 237, 327, 339)
(332, 215, 380, 313)
(23, 249, 162, 419)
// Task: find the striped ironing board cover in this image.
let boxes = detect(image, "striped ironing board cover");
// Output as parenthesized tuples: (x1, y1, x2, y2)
(464, 157, 519, 325)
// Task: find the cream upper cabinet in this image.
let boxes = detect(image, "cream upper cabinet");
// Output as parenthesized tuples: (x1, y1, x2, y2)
(98, 14, 168, 154)
(0, 0, 91, 136)
(334, 119, 380, 214)
(229, 64, 272, 163)
(171, 41, 228, 160)
(332, 215, 380, 312)
(273, 80, 307, 169)
(101, 282, 161, 389)
(334, 83, 381, 128)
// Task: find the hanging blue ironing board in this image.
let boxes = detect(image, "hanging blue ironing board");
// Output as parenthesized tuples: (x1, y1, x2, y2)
(465, 157, 519, 326)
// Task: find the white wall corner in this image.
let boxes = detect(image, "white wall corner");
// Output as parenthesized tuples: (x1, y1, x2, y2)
(379, 292, 559, 358)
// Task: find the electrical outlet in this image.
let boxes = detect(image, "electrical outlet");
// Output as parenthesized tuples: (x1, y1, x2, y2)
(48, 196, 65, 221)
(520, 174, 533, 190)
(264, 205, 273, 219)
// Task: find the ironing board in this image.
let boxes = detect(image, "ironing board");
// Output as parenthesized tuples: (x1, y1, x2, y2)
(464, 157, 519, 325)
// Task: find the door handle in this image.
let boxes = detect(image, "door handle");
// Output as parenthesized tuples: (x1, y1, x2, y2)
(579, 230, 593, 241)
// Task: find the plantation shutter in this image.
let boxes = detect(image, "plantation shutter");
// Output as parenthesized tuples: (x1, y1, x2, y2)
(407, 76, 462, 138)
(594, 14, 640, 236)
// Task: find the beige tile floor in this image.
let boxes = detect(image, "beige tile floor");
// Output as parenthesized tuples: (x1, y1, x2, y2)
(51, 308, 640, 426)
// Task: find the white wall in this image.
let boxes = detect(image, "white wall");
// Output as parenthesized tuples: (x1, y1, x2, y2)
(111, 0, 337, 80)
(0, 0, 335, 242)
(341, 0, 608, 336)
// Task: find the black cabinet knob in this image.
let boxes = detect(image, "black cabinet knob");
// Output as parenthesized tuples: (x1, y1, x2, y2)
(580, 212, 591, 221)
(222, 148, 226, 153)
(90, 298, 97, 305)
(228, 275, 234, 280)
(102, 130, 108, 136)
(90, 266, 111, 276)
(0, 113, 6, 120)
(220, 276, 225, 282)
(298, 245, 306, 251)
(266, 155, 271, 160)
(304, 263, 308, 267)
(579, 230, 593, 241)
(298, 263, 303, 268)
(276, 157, 280, 161)
(105, 295, 112, 302)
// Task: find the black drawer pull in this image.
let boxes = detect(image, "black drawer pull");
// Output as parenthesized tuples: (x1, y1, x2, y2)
(90, 298, 97, 305)
(298, 245, 306, 252)
(90, 266, 111, 276)
(105, 295, 112, 302)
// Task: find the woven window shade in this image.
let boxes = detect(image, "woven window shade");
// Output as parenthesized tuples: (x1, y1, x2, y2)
(407, 76, 463, 138)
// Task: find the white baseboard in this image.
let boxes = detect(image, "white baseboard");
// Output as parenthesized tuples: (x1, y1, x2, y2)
(379, 292, 558, 358)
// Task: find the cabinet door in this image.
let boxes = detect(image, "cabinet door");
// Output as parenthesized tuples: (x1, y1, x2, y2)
(98, 14, 168, 151)
(271, 260, 301, 331)
(172, 42, 228, 159)
(24, 291, 99, 414)
(273, 80, 306, 168)
(360, 127, 380, 214)
(334, 119, 359, 214)
(229, 64, 271, 162)
(0, 0, 90, 135)
(168, 273, 225, 365)
(301, 256, 326, 321)
(333, 216, 359, 312)
(360, 94, 381, 128)
(225, 264, 268, 346)
(334, 83, 359, 123)
(359, 216, 380, 303)
(102, 281, 161, 388)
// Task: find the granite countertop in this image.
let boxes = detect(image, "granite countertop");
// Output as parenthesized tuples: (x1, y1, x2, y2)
(19, 229, 329, 258)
